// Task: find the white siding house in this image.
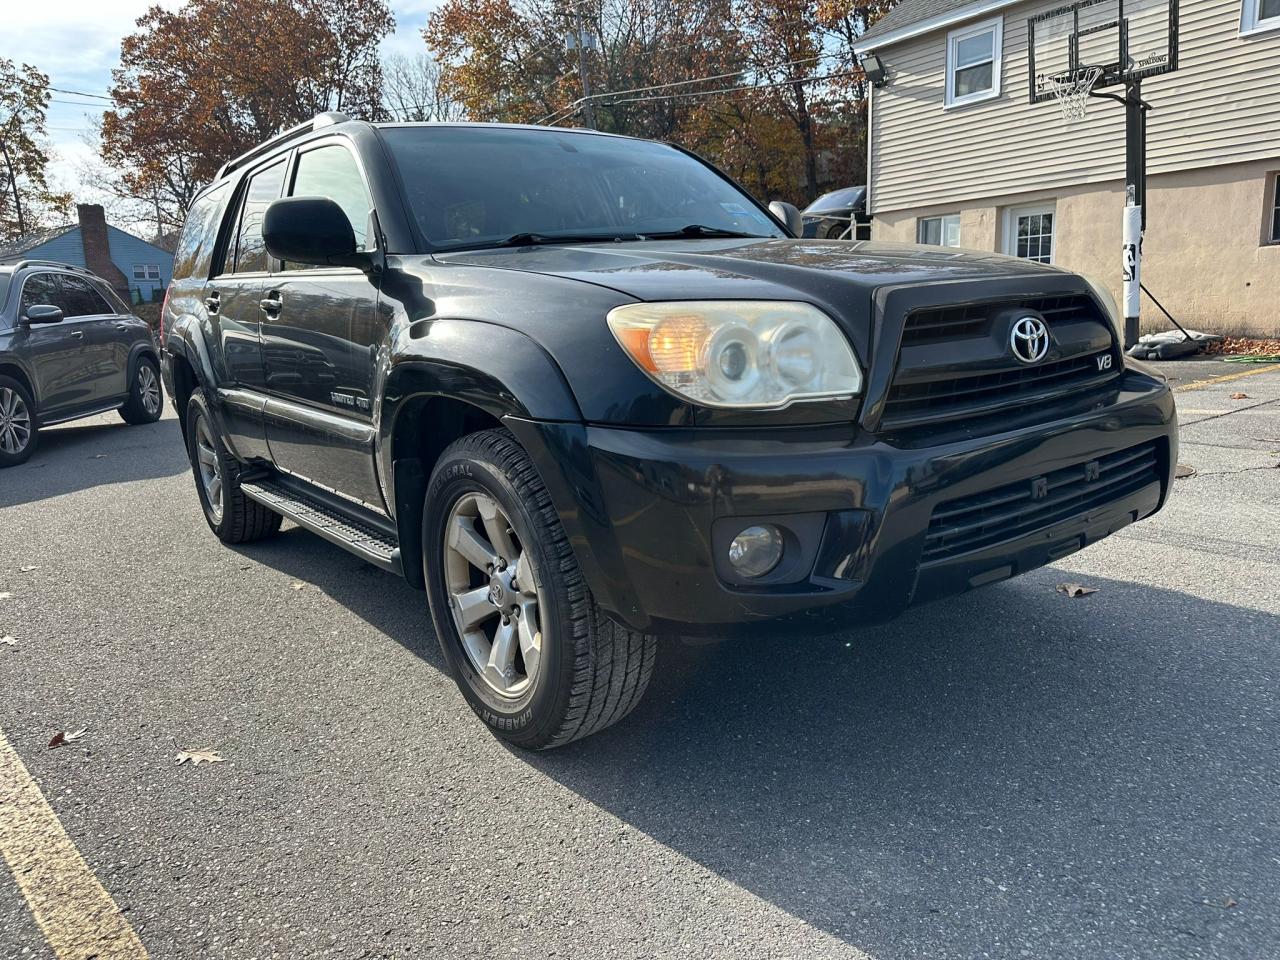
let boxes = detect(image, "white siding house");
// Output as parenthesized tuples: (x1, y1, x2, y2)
(857, 0, 1280, 334)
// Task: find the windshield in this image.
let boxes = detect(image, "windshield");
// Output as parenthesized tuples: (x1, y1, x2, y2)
(379, 126, 786, 251)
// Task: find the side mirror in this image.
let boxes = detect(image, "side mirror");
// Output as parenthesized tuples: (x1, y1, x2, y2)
(23, 304, 64, 325)
(263, 196, 370, 269)
(768, 201, 803, 236)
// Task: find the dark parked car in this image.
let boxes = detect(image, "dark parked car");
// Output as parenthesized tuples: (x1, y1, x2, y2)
(161, 115, 1177, 749)
(801, 185, 871, 239)
(0, 260, 163, 466)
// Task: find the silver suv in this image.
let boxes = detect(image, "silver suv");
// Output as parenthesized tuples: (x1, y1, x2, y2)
(0, 260, 162, 467)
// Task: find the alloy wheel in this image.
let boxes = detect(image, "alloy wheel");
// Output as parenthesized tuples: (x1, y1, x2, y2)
(442, 492, 544, 699)
(194, 415, 223, 522)
(0, 387, 32, 455)
(139, 364, 161, 416)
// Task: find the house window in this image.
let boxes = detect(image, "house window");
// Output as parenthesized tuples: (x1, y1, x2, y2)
(918, 214, 961, 247)
(133, 264, 161, 280)
(1242, 0, 1280, 34)
(132, 265, 146, 280)
(1005, 204, 1056, 263)
(1270, 173, 1280, 243)
(946, 17, 1002, 107)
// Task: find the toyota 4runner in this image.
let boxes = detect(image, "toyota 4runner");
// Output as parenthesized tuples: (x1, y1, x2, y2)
(161, 114, 1177, 749)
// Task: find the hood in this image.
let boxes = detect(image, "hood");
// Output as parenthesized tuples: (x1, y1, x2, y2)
(434, 238, 1062, 304)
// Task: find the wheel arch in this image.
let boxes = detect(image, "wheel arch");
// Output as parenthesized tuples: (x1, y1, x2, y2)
(0, 360, 37, 412)
(379, 320, 583, 590)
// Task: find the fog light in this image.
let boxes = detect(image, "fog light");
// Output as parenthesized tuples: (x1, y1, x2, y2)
(727, 524, 783, 578)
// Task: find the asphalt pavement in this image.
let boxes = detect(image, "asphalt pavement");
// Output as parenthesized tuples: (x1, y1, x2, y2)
(1, 359, 1278, 960)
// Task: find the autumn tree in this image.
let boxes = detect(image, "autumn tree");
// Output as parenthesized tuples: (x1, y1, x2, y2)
(0, 60, 71, 240)
(101, 0, 394, 221)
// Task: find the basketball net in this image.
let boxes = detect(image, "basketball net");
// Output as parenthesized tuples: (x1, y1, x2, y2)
(1046, 66, 1104, 123)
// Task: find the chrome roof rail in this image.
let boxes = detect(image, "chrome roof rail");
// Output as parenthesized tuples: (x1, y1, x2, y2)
(6, 259, 97, 276)
(215, 111, 350, 181)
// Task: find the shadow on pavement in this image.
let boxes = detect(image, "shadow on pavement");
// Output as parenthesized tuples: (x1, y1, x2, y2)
(239, 527, 1280, 959)
(0, 416, 187, 508)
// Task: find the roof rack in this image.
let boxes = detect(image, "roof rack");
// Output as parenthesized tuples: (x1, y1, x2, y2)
(5, 259, 97, 276)
(215, 111, 350, 181)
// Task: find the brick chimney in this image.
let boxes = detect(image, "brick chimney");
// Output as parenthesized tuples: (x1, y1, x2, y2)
(76, 204, 131, 303)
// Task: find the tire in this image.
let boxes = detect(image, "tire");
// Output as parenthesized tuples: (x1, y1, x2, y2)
(0, 375, 38, 468)
(185, 390, 281, 544)
(120, 356, 164, 425)
(423, 428, 657, 750)
(823, 220, 850, 240)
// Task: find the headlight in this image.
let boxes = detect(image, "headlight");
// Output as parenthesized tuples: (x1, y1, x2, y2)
(607, 301, 863, 409)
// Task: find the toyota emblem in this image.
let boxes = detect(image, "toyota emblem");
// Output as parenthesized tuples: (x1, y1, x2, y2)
(1010, 316, 1050, 364)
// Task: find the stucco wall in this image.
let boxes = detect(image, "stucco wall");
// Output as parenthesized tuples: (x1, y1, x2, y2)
(872, 158, 1280, 336)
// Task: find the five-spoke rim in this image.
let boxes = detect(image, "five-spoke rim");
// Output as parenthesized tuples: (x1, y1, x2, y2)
(443, 492, 544, 699)
(194, 415, 223, 522)
(0, 387, 31, 455)
(139, 364, 161, 416)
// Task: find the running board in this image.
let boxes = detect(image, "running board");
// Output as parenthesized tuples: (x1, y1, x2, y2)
(240, 478, 403, 576)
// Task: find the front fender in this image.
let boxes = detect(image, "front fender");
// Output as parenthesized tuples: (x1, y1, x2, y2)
(379, 317, 582, 486)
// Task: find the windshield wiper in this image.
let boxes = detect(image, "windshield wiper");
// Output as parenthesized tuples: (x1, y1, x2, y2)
(641, 224, 769, 240)
(492, 232, 641, 248)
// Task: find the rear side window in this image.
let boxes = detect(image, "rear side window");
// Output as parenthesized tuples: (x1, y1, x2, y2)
(290, 144, 373, 251)
(20, 273, 62, 316)
(60, 275, 113, 317)
(230, 158, 288, 274)
(173, 181, 231, 281)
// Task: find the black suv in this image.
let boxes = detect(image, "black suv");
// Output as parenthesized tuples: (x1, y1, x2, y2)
(162, 114, 1177, 749)
(0, 260, 163, 466)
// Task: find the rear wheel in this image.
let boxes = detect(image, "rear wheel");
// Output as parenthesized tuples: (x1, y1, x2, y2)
(0, 376, 37, 468)
(185, 391, 281, 543)
(120, 357, 164, 425)
(424, 429, 657, 749)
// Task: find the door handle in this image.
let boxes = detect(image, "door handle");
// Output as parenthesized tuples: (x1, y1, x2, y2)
(69, 330, 84, 340)
(204, 292, 221, 314)
(259, 293, 283, 317)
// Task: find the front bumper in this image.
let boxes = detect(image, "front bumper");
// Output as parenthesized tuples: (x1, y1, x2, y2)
(511, 369, 1177, 634)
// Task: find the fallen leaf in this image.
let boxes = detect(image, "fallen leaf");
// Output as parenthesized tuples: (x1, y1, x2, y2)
(1056, 583, 1098, 598)
(48, 728, 87, 749)
(92, 454, 107, 459)
(290, 581, 305, 591)
(1174, 463, 1197, 479)
(19, 565, 38, 572)
(1224, 898, 1238, 909)
(0, 592, 11, 601)
(1229, 392, 1249, 400)
(0, 635, 16, 646)
(175, 748, 225, 766)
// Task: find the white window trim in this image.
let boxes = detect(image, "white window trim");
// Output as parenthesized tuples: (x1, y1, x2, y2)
(918, 213, 962, 247)
(1003, 203, 1057, 264)
(1241, 0, 1280, 36)
(945, 16, 1003, 108)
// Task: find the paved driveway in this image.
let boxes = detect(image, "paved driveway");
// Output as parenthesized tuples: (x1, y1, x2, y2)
(2, 360, 1277, 959)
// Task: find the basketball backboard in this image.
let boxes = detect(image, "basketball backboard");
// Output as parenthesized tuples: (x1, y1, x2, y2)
(1028, 0, 1179, 104)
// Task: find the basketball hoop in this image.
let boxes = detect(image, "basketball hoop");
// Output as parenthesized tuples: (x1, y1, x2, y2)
(1045, 65, 1104, 123)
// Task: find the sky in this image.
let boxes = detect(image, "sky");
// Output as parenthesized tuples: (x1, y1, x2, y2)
(0, 0, 442, 218)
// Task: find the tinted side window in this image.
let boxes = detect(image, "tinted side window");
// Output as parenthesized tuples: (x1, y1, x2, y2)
(231, 159, 288, 274)
(290, 144, 373, 251)
(60, 275, 113, 317)
(173, 181, 231, 281)
(20, 274, 63, 316)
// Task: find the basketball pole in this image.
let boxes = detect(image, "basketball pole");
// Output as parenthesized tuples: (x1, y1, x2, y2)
(1121, 79, 1148, 350)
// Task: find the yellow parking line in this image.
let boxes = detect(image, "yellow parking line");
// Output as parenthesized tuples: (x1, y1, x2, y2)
(0, 726, 147, 959)
(1174, 363, 1280, 392)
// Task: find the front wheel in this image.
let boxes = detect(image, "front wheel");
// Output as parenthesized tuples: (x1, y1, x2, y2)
(0, 376, 37, 468)
(423, 429, 657, 749)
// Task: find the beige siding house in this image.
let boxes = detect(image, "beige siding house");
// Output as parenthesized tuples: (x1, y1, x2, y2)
(856, 0, 1280, 335)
